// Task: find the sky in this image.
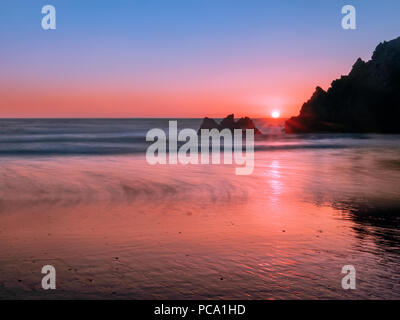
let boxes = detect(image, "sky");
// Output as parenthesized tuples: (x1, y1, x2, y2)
(0, 0, 400, 118)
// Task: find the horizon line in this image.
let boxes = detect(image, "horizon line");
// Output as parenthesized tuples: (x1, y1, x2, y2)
(0, 116, 291, 120)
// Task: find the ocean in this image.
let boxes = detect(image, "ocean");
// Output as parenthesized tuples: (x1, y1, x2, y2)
(0, 118, 399, 299)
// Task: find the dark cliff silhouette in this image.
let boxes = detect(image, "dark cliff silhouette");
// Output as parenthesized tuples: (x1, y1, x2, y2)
(198, 114, 262, 134)
(285, 36, 400, 133)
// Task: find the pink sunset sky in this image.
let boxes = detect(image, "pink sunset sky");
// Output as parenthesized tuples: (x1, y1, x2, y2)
(1, 0, 399, 118)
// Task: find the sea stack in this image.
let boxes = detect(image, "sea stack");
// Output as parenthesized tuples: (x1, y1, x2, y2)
(198, 114, 262, 134)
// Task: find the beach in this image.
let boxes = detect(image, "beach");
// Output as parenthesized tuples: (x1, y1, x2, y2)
(0, 119, 400, 299)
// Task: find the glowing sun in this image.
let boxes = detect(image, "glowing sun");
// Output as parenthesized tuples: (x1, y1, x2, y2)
(271, 111, 280, 119)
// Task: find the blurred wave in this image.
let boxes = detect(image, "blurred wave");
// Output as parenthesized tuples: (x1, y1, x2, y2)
(1, 119, 399, 156)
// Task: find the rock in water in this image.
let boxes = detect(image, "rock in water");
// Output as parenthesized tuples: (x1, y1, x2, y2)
(219, 114, 236, 130)
(198, 117, 219, 130)
(235, 117, 262, 134)
(285, 36, 400, 133)
(198, 114, 262, 134)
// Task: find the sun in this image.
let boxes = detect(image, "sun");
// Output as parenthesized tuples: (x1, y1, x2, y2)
(271, 111, 280, 119)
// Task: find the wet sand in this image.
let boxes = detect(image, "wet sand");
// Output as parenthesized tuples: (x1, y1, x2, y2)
(1, 146, 400, 299)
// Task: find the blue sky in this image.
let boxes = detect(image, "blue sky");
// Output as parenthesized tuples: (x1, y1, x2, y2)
(1, 0, 399, 117)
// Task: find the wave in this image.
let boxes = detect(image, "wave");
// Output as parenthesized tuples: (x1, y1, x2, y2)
(0, 157, 253, 213)
(1, 119, 399, 157)
(0, 141, 355, 156)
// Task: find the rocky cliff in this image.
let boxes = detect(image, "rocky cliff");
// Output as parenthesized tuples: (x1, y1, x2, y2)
(285, 37, 400, 133)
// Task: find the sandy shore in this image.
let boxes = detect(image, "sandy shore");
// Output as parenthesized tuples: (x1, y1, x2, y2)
(1, 151, 400, 299)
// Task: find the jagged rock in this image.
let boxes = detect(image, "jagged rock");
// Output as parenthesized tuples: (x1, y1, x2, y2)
(198, 117, 219, 130)
(198, 114, 262, 134)
(219, 114, 236, 130)
(285, 36, 400, 133)
(235, 117, 262, 134)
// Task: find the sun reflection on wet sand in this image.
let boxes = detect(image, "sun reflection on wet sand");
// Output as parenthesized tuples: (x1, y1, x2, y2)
(265, 160, 283, 203)
(0, 145, 400, 299)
